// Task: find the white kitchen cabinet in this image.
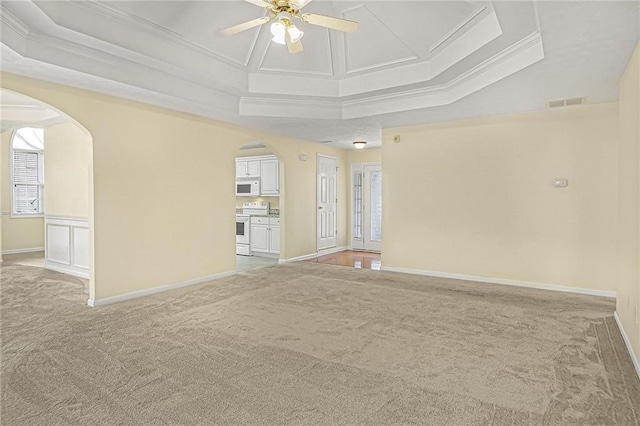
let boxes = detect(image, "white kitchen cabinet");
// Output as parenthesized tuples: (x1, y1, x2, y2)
(269, 225, 280, 253)
(236, 159, 260, 178)
(250, 217, 279, 255)
(250, 223, 270, 253)
(235, 155, 279, 196)
(260, 158, 279, 196)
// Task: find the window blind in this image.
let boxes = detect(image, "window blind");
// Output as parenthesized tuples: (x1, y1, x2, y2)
(13, 184, 40, 213)
(13, 151, 40, 184)
(13, 150, 42, 214)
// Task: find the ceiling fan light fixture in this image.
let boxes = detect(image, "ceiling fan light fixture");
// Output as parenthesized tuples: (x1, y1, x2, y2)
(353, 141, 367, 149)
(270, 20, 286, 44)
(287, 25, 304, 43)
(270, 12, 303, 45)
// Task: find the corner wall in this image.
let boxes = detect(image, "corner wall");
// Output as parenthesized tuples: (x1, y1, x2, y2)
(43, 121, 93, 278)
(382, 104, 619, 293)
(44, 122, 92, 218)
(617, 41, 640, 364)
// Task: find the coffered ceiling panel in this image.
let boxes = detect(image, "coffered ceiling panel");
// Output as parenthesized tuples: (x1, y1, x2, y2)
(108, 1, 264, 67)
(259, 25, 334, 76)
(343, 5, 417, 74)
(361, 2, 483, 59)
(80, 1, 264, 67)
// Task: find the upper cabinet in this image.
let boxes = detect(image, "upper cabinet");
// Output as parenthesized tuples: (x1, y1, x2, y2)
(260, 158, 279, 196)
(236, 159, 260, 178)
(236, 155, 279, 196)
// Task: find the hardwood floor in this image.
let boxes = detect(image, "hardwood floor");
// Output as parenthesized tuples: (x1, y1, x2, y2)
(305, 250, 381, 270)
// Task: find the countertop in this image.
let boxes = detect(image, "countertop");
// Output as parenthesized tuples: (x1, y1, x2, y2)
(236, 210, 279, 217)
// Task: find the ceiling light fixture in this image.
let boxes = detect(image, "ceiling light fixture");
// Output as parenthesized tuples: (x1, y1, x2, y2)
(222, 0, 359, 55)
(270, 12, 304, 45)
(353, 141, 367, 149)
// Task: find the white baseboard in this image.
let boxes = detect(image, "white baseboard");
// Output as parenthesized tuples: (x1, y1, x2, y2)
(45, 260, 89, 279)
(380, 266, 617, 299)
(319, 246, 348, 255)
(279, 246, 348, 264)
(614, 311, 640, 380)
(87, 270, 237, 307)
(279, 252, 320, 263)
(2, 247, 44, 255)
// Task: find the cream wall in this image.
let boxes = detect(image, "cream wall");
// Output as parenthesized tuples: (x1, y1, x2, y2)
(44, 122, 92, 218)
(617, 41, 640, 361)
(1, 73, 347, 302)
(347, 147, 381, 164)
(1, 131, 45, 252)
(382, 104, 619, 292)
(0, 131, 2, 260)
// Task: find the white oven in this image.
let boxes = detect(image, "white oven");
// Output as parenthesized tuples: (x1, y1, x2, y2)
(236, 214, 250, 255)
(236, 179, 260, 197)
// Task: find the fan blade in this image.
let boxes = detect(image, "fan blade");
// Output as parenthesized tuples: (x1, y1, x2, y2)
(285, 31, 303, 54)
(221, 16, 270, 36)
(300, 13, 358, 33)
(290, 0, 313, 9)
(244, 0, 274, 9)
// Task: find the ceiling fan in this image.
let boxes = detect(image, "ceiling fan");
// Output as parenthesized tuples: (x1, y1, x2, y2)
(221, 0, 358, 54)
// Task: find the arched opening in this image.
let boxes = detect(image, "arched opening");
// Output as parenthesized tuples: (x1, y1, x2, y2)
(234, 142, 283, 271)
(1, 89, 95, 301)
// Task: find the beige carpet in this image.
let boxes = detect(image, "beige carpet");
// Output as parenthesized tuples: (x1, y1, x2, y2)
(1, 262, 639, 425)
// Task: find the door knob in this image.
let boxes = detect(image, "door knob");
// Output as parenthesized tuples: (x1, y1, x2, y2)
(318, 206, 323, 210)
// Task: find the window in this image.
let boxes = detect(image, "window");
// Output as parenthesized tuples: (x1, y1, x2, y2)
(11, 128, 44, 216)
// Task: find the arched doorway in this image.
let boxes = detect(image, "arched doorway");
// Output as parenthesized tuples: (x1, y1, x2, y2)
(234, 142, 283, 272)
(0, 89, 95, 301)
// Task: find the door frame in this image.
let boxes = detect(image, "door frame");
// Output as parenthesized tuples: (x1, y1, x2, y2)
(350, 162, 382, 252)
(317, 154, 338, 251)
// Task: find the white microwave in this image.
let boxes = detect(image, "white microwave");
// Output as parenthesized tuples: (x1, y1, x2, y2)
(236, 179, 260, 196)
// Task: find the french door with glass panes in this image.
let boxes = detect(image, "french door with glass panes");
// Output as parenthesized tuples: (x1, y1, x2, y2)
(351, 163, 382, 252)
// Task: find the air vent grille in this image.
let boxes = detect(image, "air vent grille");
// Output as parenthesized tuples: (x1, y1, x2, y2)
(548, 97, 585, 108)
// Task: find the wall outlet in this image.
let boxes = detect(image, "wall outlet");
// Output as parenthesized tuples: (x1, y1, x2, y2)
(553, 178, 568, 187)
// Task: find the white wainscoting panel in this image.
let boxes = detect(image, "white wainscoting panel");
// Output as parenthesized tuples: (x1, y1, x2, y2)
(46, 224, 71, 264)
(72, 227, 90, 269)
(45, 216, 89, 278)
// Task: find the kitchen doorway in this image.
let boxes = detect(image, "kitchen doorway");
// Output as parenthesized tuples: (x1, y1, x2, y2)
(351, 163, 382, 252)
(235, 142, 282, 272)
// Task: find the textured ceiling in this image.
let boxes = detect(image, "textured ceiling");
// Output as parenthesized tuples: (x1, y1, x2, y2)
(0, 1, 639, 149)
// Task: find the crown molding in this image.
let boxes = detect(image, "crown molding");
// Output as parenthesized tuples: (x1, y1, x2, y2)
(240, 31, 544, 119)
(239, 97, 341, 119)
(429, 5, 487, 53)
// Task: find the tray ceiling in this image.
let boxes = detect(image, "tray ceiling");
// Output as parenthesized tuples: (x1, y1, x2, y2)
(1, 1, 638, 148)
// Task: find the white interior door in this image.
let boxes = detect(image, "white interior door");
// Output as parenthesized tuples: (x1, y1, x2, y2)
(317, 155, 337, 250)
(352, 163, 382, 252)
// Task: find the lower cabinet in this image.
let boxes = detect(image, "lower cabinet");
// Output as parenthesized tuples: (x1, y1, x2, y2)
(250, 217, 280, 255)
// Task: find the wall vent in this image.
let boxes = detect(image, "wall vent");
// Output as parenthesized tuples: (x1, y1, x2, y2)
(548, 97, 585, 108)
